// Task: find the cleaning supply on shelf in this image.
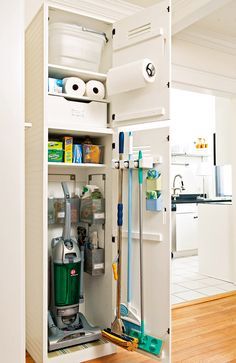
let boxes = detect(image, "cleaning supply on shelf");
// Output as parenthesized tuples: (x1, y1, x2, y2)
(48, 140, 63, 162)
(73, 144, 83, 163)
(83, 144, 104, 164)
(130, 151, 163, 356)
(120, 131, 141, 334)
(48, 78, 63, 93)
(62, 77, 86, 97)
(85, 80, 105, 100)
(64, 136, 73, 163)
(48, 141, 63, 150)
(48, 149, 64, 162)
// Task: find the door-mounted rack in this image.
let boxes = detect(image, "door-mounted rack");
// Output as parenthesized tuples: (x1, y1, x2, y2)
(112, 155, 163, 169)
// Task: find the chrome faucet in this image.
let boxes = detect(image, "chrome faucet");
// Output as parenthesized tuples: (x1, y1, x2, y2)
(173, 174, 185, 196)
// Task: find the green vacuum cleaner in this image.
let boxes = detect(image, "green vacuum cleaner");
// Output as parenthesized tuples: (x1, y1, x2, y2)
(48, 182, 100, 352)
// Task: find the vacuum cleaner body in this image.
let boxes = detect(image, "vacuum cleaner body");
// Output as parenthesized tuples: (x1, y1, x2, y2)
(48, 182, 101, 352)
(51, 236, 81, 330)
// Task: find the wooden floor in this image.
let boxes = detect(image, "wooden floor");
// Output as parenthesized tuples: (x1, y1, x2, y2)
(26, 294, 236, 363)
(26, 349, 156, 363)
(172, 294, 236, 363)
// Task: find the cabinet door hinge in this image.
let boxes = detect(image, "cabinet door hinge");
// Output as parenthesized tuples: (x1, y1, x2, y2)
(167, 6, 170, 12)
(112, 142, 116, 150)
(112, 28, 116, 37)
(112, 236, 116, 243)
(167, 135, 170, 142)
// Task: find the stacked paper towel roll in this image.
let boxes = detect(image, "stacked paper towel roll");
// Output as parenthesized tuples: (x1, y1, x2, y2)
(85, 80, 105, 100)
(63, 77, 86, 97)
(106, 58, 156, 96)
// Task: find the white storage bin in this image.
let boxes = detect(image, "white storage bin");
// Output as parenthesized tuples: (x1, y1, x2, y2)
(47, 95, 107, 128)
(49, 23, 106, 72)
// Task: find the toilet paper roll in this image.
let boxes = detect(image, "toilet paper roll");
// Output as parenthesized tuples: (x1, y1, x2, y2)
(63, 77, 86, 97)
(85, 80, 105, 100)
(107, 58, 156, 96)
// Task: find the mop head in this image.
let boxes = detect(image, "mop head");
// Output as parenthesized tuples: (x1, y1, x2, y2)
(129, 329, 163, 356)
(102, 329, 138, 351)
(120, 303, 141, 335)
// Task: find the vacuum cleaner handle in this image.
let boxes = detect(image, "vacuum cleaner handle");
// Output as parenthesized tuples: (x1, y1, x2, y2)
(62, 182, 70, 199)
(61, 182, 71, 241)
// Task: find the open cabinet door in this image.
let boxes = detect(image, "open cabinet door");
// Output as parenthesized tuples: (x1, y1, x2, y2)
(109, 0, 170, 128)
(112, 125, 170, 362)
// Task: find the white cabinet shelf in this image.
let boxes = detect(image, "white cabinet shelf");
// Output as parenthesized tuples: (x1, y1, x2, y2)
(48, 162, 106, 168)
(48, 92, 109, 104)
(48, 64, 107, 83)
(172, 152, 210, 157)
(48, 126, 113, 137)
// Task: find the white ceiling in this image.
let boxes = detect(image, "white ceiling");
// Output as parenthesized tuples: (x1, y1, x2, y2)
(120, 0, 160, 7)
(193, 0, 236, 38)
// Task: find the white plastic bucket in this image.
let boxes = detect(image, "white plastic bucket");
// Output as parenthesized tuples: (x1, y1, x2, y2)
(49, 23, 106, 72)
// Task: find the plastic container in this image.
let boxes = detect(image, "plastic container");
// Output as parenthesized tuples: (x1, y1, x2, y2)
(146, 195, 162, 212)
(146, 177, 162, 192)
(80, 197, 105, 225)
(83, 144, 104, 164)
(49, 23, 106, 72)
(47, 95, 107, 129)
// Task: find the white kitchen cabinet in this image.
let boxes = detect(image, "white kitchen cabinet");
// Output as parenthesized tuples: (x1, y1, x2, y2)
(25, 1, 170, 363)
(176, 204, 198, 252)
(198, 203, 233, 282)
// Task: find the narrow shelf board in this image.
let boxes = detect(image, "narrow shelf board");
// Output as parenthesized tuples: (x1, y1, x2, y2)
(48, 162, 106, 168)
(48, 126, 113, 137)
(171, 152, 211, 157)
(48, 64, 107, 82)
(48, 92, 109, 104)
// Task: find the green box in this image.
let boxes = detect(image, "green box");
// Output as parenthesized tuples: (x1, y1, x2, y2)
(48, 149, 63, 162)
(48, 141, 63, 150)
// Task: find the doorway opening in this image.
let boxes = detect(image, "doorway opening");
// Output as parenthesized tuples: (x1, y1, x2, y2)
(171, 88, 236, 306)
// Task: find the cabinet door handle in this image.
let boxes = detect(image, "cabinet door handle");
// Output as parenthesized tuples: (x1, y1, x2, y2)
(193, 216, 198, 219)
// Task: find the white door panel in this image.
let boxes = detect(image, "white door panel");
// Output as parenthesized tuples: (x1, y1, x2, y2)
(110, 0, 170, 127)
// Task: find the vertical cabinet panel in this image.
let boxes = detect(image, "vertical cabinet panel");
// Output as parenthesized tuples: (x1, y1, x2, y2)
(110, 0, 170, 127)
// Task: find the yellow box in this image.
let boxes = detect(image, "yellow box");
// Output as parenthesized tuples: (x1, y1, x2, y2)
(64, 136, 73, 163)
(146, 177, 162, 192)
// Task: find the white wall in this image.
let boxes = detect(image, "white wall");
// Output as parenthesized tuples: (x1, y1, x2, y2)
(172, 37, 236, 96)
(215, 97, 236, 283)
(0, 1, 25, 362)
(171, 88, 215, 195)
(25, 0, 43, 27)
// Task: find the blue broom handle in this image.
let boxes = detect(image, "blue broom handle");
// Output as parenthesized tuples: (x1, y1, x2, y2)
(127, 132, 133, 304)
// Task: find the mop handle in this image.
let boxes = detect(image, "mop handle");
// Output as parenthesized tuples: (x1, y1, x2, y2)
(127, 132, 133, 304)
(138, 150, 144, 335)
(117, 132, 124, 319)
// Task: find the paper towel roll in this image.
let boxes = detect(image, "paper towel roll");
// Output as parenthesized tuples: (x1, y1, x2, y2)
(63, 77, 86, 97)
(85, 80, 105, 100)
(107, 58, 156, 96)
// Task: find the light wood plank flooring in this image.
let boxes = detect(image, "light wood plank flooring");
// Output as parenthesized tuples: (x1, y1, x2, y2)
(172, 293, 236, 362)
(26, 294, 236, 363)
(26, 349, 156, 363)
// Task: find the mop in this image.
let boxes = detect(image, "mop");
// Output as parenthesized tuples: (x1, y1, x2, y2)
(120, 132, 141, 333)
(103, 132, 138, 351)
(130, 150, 163, 356)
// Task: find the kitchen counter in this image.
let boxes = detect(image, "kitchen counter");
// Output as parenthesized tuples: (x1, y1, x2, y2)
(171, 194, 232, 211)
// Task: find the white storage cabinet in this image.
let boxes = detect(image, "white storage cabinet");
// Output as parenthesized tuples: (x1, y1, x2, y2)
(176, 204, 199, 252)
(25, 1, 171, 362)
